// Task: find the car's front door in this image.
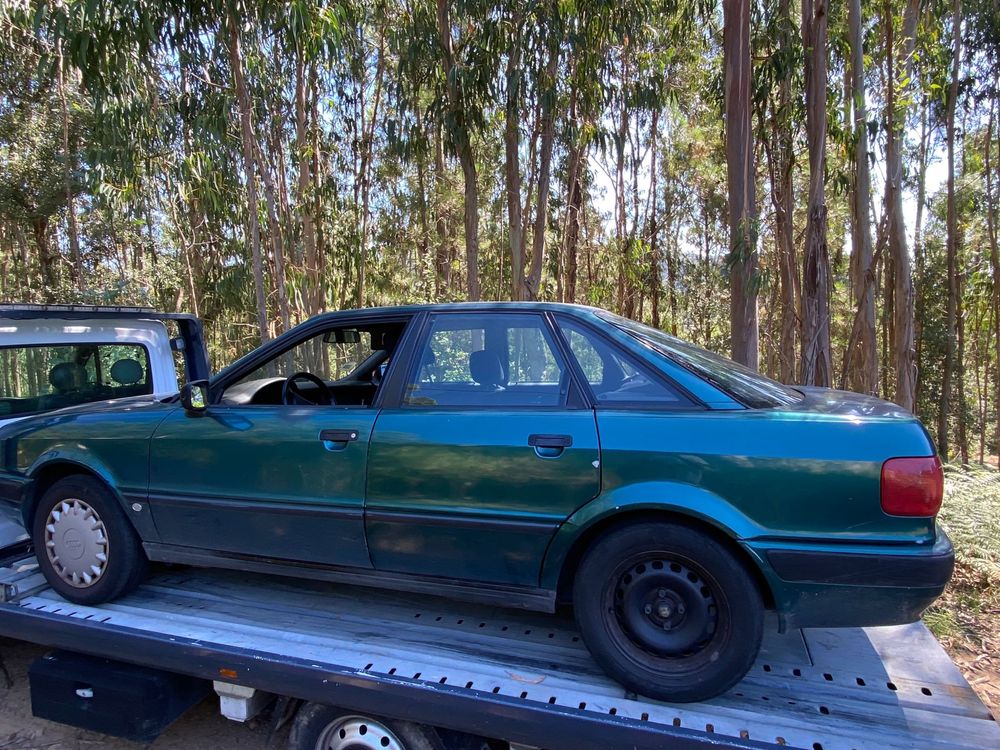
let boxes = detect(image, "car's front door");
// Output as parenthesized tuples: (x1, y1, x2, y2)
(146, 321, 402, 569)
(366, 311, 600, 587)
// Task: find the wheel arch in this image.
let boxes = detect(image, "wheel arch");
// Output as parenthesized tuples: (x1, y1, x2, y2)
(550, 507, 776, 610)
(23, 459, 129, 531)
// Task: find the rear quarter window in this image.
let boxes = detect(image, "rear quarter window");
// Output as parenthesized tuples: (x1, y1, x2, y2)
(0, 343, 152, 419)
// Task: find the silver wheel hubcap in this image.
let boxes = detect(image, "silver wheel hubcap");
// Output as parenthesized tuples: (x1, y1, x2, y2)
(44, 498, 109, 588)
(316, 716, 405, 750)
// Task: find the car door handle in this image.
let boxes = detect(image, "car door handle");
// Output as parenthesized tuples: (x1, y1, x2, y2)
(320, 429, 359, 443)
(528, 434, 573, 448)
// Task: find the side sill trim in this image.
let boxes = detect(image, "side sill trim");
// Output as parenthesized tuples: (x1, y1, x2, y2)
(143, 543, 557, 613)
(364, 508, 560, 535)
(146, 492, 363, 521)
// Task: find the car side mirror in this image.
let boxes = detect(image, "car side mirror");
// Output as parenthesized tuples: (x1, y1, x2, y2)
(180, 380, 209, 415)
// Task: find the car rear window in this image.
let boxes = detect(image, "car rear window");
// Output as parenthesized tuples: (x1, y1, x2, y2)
(0, 343, 152, 419)
(598, 313, 802, 408)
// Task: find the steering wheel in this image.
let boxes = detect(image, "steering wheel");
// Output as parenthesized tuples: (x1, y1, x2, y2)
(282, 372, 333, 406)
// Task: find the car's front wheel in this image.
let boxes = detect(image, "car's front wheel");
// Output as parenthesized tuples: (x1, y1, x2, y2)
(32, 475, 147, 605)
(573, 520, 763, 703)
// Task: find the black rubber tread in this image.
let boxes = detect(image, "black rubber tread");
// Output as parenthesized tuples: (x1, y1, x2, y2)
(573, 520, 763, 703)
(31, 474, 148, 605)
(288, 702, 446, 750)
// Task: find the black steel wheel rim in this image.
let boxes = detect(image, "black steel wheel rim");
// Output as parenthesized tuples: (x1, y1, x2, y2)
(612, 556, 718, 657)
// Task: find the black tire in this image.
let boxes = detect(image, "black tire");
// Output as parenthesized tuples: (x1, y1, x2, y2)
(32, 475, 147, 605)
(573, 521, 763, 703)
(288, 703, 445, 750)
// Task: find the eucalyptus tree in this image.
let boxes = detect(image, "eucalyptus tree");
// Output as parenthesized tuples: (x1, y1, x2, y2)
(722, 0, 759, 369)
(799, 0, 832, 386)
(883, 0, 921, 412)
(845, 0, 877, 394)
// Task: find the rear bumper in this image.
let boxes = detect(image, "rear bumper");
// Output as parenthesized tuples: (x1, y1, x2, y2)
(745, 529, 955, 629)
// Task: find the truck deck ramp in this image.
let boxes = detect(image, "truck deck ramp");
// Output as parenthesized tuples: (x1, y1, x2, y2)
(1, 558, 996, 750)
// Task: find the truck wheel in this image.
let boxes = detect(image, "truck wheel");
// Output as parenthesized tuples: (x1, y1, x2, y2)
(573, 521, 763, 703)
(288, 703, 445, 750)
(32, 475, 147, 605)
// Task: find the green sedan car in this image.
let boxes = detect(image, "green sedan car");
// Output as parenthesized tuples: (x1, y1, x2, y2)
(0, 303, 953, 702)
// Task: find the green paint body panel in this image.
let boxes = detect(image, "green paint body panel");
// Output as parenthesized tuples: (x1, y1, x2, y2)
(148, 405, 375, 568)
(366, 409, 599, 585)
(0, 302, 952, 629)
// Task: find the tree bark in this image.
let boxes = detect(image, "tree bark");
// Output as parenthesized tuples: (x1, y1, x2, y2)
(356, 27, 386, 308)
(847, 0, 877, 394)
(723, 0, 759, 369)
(504, 27, 526, 300)
(436, 0, 480, 300)
(884, 0, 919, 411)
(526, 39, 560, 300)
(940, 0, 962, 458)
(56, 38, 81, 290)
(799, 0, 832, 386)
(648, 108, 661, 328)
(433, 124, 452, 295)
(228, 14, 269, 342)
(295, 49, 319, 316)
(985, 91, 1000, 463)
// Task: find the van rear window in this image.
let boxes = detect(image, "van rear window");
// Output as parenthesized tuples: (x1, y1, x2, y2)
(0, 343, 152, 418)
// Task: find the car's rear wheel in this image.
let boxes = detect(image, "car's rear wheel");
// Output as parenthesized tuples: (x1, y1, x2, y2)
(573, 520, 763, 702)
(32, 475, 147, 605)
(288, 703, 445, 750)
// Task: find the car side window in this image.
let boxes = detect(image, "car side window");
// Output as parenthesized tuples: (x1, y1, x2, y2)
(405, 313, 567, 407)
(556, 317, 693, 406)
(0, 343, 152, 419)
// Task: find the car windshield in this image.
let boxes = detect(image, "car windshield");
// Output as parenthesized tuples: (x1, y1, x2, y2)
(598, 313, 802, 408)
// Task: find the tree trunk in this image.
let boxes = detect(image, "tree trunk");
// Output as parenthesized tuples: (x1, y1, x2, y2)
(295, 49, 319, 316)
(505, 29, 526, 300)
(799, 0, 832, 386)
(526, 40, 560, 300)
(228, 14, 269, 342)
(723, 0, 759, 368)
(940, 0, 962, 458)
(985, 91, 1000, 463)
(32, 219, 56, 301)
(763, 0, 799, 384)
(649, 109, 661, 328)
(847, 0, 877, 394)
(256, 141, 291, 333)
(56, 38, 81, 290)
(434, 124, 452, 295)
(884, 0, 919, 411)
(356, 28, 386, 308)
(436, 0, 480, 300)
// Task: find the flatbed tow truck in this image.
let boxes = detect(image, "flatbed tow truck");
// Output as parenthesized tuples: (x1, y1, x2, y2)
(1, 524, 997, 750)
(0, 306, 996, 750)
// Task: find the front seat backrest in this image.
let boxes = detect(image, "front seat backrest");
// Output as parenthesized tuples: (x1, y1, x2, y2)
(110, 358, 144, 385)
(469, 350, 505, 389)
(49, 362, 88, 393)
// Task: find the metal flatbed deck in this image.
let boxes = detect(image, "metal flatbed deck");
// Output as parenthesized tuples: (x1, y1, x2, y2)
(1, 557, 997, 750)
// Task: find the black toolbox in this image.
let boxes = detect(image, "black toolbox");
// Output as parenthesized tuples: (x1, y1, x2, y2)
(28, 649, 211, 741)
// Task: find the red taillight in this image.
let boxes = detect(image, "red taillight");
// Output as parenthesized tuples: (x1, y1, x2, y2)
(881, 456, 944, 516)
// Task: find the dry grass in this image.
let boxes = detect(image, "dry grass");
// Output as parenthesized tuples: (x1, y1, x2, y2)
(923, 466, 1000, 714)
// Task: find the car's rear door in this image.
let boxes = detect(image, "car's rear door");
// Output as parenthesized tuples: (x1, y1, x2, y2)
(366, 310, 600, 587)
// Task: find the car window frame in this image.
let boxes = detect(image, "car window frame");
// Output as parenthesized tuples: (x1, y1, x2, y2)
(551, 314, 707, 412)
(209, 312, 418, 411)
(395, 309, 587, 411)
